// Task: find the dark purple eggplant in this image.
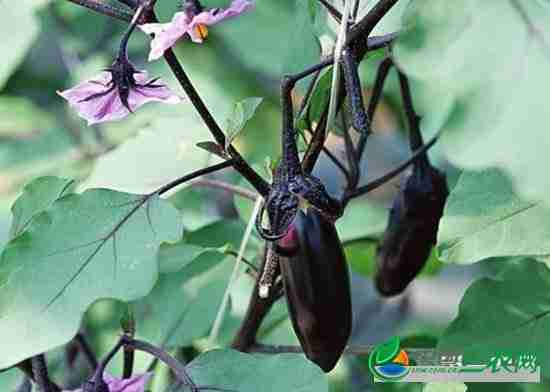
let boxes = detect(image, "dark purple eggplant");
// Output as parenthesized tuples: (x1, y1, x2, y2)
(278, 209, 351, 372)
(375, 163, 448, 296)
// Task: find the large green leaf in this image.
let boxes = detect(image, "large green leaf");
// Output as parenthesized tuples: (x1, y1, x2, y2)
(133, 252, 230, 348)
(214, 0, 319, 77)
(438, 259, 550, 373)
(224, 97, 263, 149)
(394, 0, 550, 206)
(81, 114, 216, 194)
(437, 169, 550, 264)
(0, 189, 182, 368)
(186, 349, 328, 392)
(159, 218, 249, 274)
(9, 176, 74, 239)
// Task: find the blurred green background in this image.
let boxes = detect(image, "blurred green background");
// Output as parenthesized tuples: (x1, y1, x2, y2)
(2, 1, 546, 391)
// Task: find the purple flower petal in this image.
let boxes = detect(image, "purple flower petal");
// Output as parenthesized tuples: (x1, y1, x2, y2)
(141, 12, 191, 61)
(142, 0, 255, 58)
(104, 373, 152, 392)
(58, 71, 181, 125)
(187, 0, 255, 43)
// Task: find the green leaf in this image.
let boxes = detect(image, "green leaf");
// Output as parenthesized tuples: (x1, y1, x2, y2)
(297, 69, 332, 133)
(0, 0, 48, 89)
(82, 114, 218, 194)
(423, 383, 467, 392)
(187, 349, 328, 392)
(159, 243, 226, 274)
(216, 1, 320, 77)
(336, 199, 388, 242)
(9, 176, 74, 239)
(133, 252, 230, 347)
(159, 219, 253, 273)
(282, 0, 320, 75)
(394, 0, 550, 206)
(168, 186, 222, 231)
(438, 259, 550, 373)
(437, 169, 550, 264)
(0, 189, 183, 368)
(224, 97, 263, 151)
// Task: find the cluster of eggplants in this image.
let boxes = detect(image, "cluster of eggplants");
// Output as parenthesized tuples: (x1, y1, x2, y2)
(277, 209, 351, 372)
(375, 161, 449, 296)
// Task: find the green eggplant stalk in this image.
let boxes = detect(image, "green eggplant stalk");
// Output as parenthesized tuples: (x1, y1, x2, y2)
(278, 209, 352, 372)
(375, 162, 448, 296)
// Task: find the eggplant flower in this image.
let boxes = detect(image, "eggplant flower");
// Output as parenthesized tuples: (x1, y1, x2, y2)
(58, 58, 181, 125)
(68, 373, 152, 392)
(141, 0, 254, 61)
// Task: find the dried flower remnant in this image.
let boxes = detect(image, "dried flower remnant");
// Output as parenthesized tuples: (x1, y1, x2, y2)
(141, 0, 255, 61)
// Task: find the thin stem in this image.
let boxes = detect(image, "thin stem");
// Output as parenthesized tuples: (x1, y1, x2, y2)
(298, 119, 351, 181)
(210, 196, 263, 342)
(13, 360, 34, 381)
(318, 0, 342, 22)
(322, 144, 351, 183)
(116, 0, 138, 9)
(367, 31, 399, 50)
(224, 249, 259, 273)
(191, 178, 257, 200)
(124, 338, 198, 391)
(16, 377, 32, 392)
(231, 246, 281, 351)
(341, 109, 359, 189)
(149, 12, 269, 196)
(344, 132, 440, 202)
(155, 160, 235, 196)
(296, 68, 322, 121)
(31, 356, 57, 392)
(352, 0, 361, 21)
(93, 337, 125, 386)
(347, 0, 399, 44)
(280, 77, 303, 179)
(279, 59, 335, 178)
(357, 57, 393, 161)
(302, 103, 330, 173)
(326, 0, 353, 136)
(118, 4, 145, 60)
(398, 71, 424, 152)
(65, 0, 132, 22)
(122, 346, 135, 379)
(75, 332, 99, 369)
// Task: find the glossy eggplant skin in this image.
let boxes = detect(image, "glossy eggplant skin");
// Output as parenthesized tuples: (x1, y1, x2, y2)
(279, 209, 351, 372)
(375, 163, 448, 296)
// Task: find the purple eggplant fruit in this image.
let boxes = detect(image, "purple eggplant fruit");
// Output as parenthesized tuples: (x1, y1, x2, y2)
(278, 209, 351, 372)
(375, 162, 448, 296)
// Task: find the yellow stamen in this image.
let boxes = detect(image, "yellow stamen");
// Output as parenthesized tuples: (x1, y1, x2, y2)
(195, 24, 209, 40)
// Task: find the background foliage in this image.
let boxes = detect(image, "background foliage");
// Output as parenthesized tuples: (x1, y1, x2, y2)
(1, 0, 550, 391)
